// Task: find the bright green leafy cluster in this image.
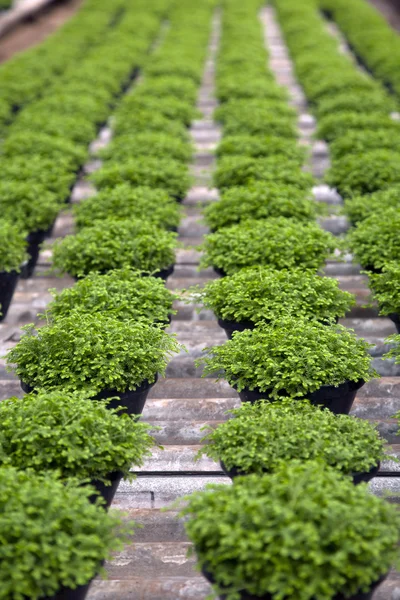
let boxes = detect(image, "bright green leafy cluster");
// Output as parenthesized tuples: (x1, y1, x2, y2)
(343, 186, 400, 226)
(0, 219, 28, 273)
(98, 132, 193, 163)
(368, 263, 400, 317)
(215, 134, 306, 162)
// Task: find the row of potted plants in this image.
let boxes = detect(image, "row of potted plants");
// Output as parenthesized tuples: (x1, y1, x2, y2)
(0, 0, 169, 320)
(178, 1, 400, 598)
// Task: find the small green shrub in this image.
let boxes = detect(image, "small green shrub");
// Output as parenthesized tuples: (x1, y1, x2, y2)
(344, 186, 400, 225)
(347, 208, 400, 271)
(98, 132, 193, 163)
(192, 267, 354, 323)
(134, 76, 198, 104)
(216, 134, 306, 162)
(11, 113, 97, 145)
(214, 156, 313, 190)
(203, 184, 316, 229)
(118, 94, 199, 125)
(0, 181, 61, 232)
(0, 467, 132, 599)
(326, 150, 400, 197)
(91, 157, 191, 200)
(222, 113, 298, 138)
(316, 91, 396, 119)
(216, 76, 288, 103)
(52, 218, 177, 278)
(74, 184, 181, 231)
(6, 313, 182, 393)
(198, 318, 376, 397)
(145, 57, 203, 83)
(44, 268, 177, 324)
(199, 399, 385, 475)
(368, 262, 400, 316)
(2, 131, 87, 168)
(0, 219, 28, 273)
(113, 110, 189, 140)
(214, 99, 296, 123)
(0, 156, 75, 198)
(200, 218, 336, 274)
(0, 390, 157, 481)
(307, 75, 380, 103)
(316, 112, 400, 142)
(330, 129, 400, 161)
(180, 462, 399, 600)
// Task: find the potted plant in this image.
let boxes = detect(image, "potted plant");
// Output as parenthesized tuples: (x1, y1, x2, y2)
(43, 268, 178, 325)
(0, 390, 157, 507)
(329, 129, 400, 161)
(347, 208, 400, 272)
(203, 184, 317, 231)
(316, 112, 400, 142)
(134, 76, 198, 104)
(216, 134, 306, 163)
(199, 399, 384, 483)
(343, 186, 400, 226)
(316, 91, 395, 120)
(6, 313, 183, 414)
(74, 184, 181, 231)
(200, 218, 337, 276)
(52, 218, 177, 280)
(90, 156, 192, 201)
(214, 98, 296, 123)
(367, 262, 400, 332)
(114, 110, 189, 141)
(0, 466, 133, 599)
(117, 94, 199, 126)
(97, 132, 193, 163)
(216, 76, 288, 103)
(198, 318, 376, 413)
(0, 219, 28, 322)
(0, 155, 76, 198)
(179, 461, 399, 600)
(191, 267, 354, 338)
(220, 112, 297, 139)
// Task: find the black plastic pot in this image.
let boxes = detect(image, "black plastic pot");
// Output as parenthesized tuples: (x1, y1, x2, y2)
(28, 581, 92, 600)
(220, 460, 380, 485)
(217, 318, 255, 339)
(202, 568, 386, 600)
(214, 266, 227, 277)
(153, 264, 174, 281)
(0, 270, 19, 322)
(88, 470, 124, 508)
(235, 379, 365, 415)
(388, 312, 400, 334)
(21, 229, 47, 279)
(21, 376, 157, 416)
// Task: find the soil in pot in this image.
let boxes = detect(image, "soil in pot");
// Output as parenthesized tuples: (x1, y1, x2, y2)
(0, 270, 19, 322)
(21, 376, 157, 416)
(21, 229, 47, 279)
(236, 380, 365, 415)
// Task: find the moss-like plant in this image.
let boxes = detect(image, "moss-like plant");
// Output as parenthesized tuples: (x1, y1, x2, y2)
(2, 131, 87, 168)
(118, 94, 199, 125)
(216, 75, 288, 103)
(52, 218, 177, 278)
(214, 99, 296, 123)
(44, 268, 177, 324)
(200, 218, 336, 275)
(10, 113, 97, 145)
(193, 267, 354, 324)
(347, 208, 400, 271)
(134, 76, 198, 104)
(113, 110, 189, 140)
(0, 156, 75, 197)
(330, 129, 400, 161)
(98, 132, 193, 163)
(326, 150, 400, 197)
(0, 219, 28, 273)
(198, 318, 376, 397)
(368, 262, 400, 317)
(222, 113, 298, 138)
(203, 184, 316, 230)
(0, 467, 132, 599)
(216, 134, 306, 163)
(6, 313, 182, 393)
(0, 181, 61, 232)
(91, 157, 191, 200)
(180, 462, 399, 600)
(0, 390, 157, 482)
(214, 156, 313, 190)
(344, 186, 400, 225)
(316, 112, 400, 142)
(74, 184, 181, 231)
(199, 399, 385, 475)
(316, 91, 396, 119)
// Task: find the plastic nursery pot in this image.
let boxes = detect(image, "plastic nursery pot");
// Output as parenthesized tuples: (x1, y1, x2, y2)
(21, 376, 158, 416)
(214, 266, 227, 277)
(388, 313, 400, 334)
(220, 460, 380, 486)
(202, 568, 386, 600)
(217, 318, 255, 339)
(236, 380, 365, 415)
(21, 229, 47, 279)
(0, 270, 19, 322)
(88, 470, 124, 509)
(25, 581, 93, 600)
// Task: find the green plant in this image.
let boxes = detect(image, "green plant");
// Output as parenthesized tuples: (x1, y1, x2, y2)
(118, 94, 199, 125)
(134, 76, 198, 104)
(113, 110, 189, 140)
(214, 99, 296, 123)
(10, 113, 97, 146)
(44, 268, 177, 324)
(91, 157, 191, 200)
(198, 318, 376, 397)
(192, 267, 354, 323)
(2, 131, 87, 167)
(0, 390, 157, 482)
(367, 262, 400, 317)
(0, 181, 61, 232)
(6, 313, 183, 393)
(98, 132, 193, 163)
(330, 130, 400, 161)
(316, 112, 400, 142)
(344, 186, 400, 225)
(74, 184, 181, 231)
(215, 134, 306, 162)
(216, 76, 288, 103)
(200, 218, 336, 274)
(347, 208, 400, 271)
(214, 156, 313, 190)
(203, 184, 316, 230)
(326, 150, 400, 197)
(0, 219, 28, 273)
(0, 156, 75, 198)
(179, 461, 400, 600)
(316, 91, 396, 119)
(199, 399, 385, 475)
(0, 466, 133, 599)
(52, 218, 177, 278)
(222, 113, 297, 138)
